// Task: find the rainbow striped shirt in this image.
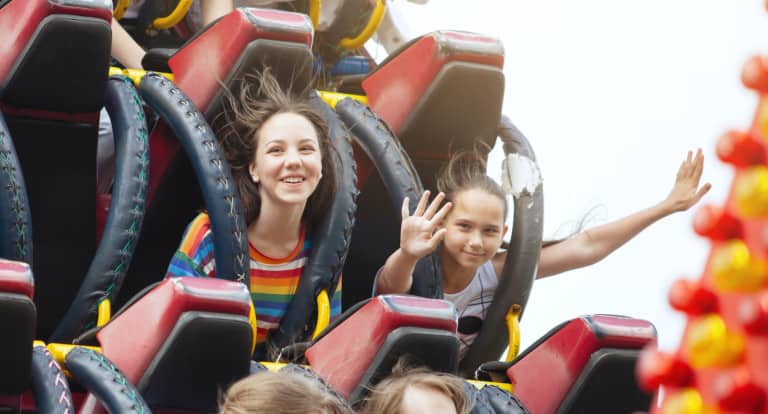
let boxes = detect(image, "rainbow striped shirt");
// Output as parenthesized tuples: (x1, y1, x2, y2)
(166, 213, 342, 346)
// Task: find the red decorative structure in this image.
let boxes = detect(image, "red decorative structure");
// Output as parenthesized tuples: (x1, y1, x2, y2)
(638, 8, 768, 412)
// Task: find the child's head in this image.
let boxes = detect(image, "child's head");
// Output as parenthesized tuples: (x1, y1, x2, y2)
(437, 152, 508, 270)
(216, 69, 337, 227)
(360, 366, 471, 414)
(218, 370, 353, 414)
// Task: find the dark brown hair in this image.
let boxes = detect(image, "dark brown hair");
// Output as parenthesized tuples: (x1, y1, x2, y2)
(437, 150, 508, 221)
(215, 69, 336, 229)
(218, 370, 353, 414)
(359, 363, 471, 414)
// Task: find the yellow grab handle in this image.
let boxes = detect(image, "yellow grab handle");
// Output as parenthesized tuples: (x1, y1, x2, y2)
(312, 289, 331, 339)
(151, 0, 194, 31)
(308, 0, 321, 29)
(47, 344, 102, 366)
(338, 0, 386, 50)
(505, 304, 522, 362)
(113, 0, 130, 20)
(249, 301, 258, 356)
(109, 66, 174, 85)
(96, 298, 111, 327)
(317, 90, 368, 109)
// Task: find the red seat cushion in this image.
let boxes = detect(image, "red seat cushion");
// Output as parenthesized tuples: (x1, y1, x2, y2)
(97, 277, 251, 383)
(0, 259, 33, 299)
(507, 315, 656, 414)
(306, 295, 456, 398)
(362, 30, 504, 135)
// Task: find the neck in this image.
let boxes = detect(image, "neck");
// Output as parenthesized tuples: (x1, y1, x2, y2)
(248, 200, 306, 254)
(440, 253, 479, 294)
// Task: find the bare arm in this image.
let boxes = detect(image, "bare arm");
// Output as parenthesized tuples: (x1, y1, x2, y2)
(534, 149, 711, 279)
(375, 191, 452, 294)
(110, 20, 145, 69)
(200, 0, 234, 25)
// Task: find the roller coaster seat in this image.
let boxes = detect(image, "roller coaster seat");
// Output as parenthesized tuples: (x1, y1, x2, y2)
(0, 0, 111, 339)
(305, 294, 460, 404)
(121, 7, 315, 305)
(342, 30, 506, 308)
(91, 277, 253, 412)
(479, 315, 656, 414)
(0, 260, 34, 396)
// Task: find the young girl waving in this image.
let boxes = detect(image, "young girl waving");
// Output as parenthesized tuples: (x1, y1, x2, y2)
(166, 73, 341, 356)
(376, 149, 710, 355)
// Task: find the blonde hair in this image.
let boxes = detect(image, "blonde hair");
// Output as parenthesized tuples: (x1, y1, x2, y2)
(359, 366, 472, 414)
(219, 371, 353, 414)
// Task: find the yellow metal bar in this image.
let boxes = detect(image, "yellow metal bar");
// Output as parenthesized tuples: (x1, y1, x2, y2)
(47, 344, 102, 366)
(109, 66, 174, 86)
(317, 90, 368, 109)
(308, 0, 321, 29)
(260, 361, 288, 372)
(249, 301, 258, 356)
(505, 304, 522, 362)
(338, 0, 386, 50)
(467, 379, 514, 394)
(312, 289, 330, 339)
(151, 0, 194, 31)
(96, 299, 111, 327)
(113, 0, 130, 20)
(33, 340, 46, 348)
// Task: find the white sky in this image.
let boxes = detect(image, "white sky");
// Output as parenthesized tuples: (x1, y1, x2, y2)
(381, 0, 768, 351)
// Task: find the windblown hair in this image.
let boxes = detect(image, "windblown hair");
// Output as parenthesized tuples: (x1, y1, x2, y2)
(214, 69, 337, 228)
(218, 370, 353, 414)
(437, 150, 508, 221)
(359, 363, 472, 414)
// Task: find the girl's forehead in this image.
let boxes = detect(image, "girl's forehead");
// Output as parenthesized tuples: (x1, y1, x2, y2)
(257, 112, 319, 144)
(449, 189, 505, 221)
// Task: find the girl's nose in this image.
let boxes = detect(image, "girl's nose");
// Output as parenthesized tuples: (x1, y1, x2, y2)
(284, 149, 301, 167)
(468, 232, 483, 248)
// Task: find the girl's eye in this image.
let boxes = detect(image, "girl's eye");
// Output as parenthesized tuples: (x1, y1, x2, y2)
(457, 223, 470, 230)
(300, 146, 316, 153)
(485, 229, 499, 235)
(267, 147, 283, 154)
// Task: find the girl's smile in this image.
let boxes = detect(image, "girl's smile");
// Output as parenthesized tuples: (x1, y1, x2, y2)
(441, 188, 507, 280)
(249, 112, 322, 206)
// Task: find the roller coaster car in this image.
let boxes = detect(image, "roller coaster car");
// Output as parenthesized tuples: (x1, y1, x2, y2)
(1, 3, 660, 413)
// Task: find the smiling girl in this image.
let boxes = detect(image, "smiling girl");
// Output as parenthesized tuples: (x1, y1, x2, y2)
(376, 149, 710, 355)
(165, 72, 341, 356)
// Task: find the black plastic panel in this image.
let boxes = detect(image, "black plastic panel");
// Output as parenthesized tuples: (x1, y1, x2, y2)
(0, 292, 35, 394)
(556, 348, 652, 414)
(1, 15, 110, 113)
(7, 117, 97, 340)
(138, 311, 252, 412)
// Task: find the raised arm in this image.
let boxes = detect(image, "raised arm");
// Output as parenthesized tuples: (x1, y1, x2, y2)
(375, 191, 452, 294)
(535, 149, 711, 279)
(110, 19, 145, 69)
(200, 0, 234, 25)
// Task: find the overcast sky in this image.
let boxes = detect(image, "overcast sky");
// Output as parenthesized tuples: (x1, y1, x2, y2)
(382, 0, 768, 351)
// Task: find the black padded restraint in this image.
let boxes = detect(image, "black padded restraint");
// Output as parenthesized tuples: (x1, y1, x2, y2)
(0, 112, 31, 263)
(65, 347, 150, 413)
(335, 98, 442, 299)
(459, 117, 543, 377)
(51, 76, 150, 342)
(30, 346, 73, 414)
(267, 92, 358, 353)
(138, 73, 249, 284)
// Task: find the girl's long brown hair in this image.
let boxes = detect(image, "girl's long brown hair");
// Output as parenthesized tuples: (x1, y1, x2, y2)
(359, 363, 471, 414)
(437, 150, 508, 221)
(218, 370, 353, 414)
(214, 68, 337, 229)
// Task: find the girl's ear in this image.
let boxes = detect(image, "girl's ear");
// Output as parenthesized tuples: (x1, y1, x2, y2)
(249, 162, 259, 183)
(503, 225, 509, 238)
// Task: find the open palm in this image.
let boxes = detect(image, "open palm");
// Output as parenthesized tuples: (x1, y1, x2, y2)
(400, 191, 453, 259)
